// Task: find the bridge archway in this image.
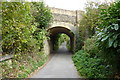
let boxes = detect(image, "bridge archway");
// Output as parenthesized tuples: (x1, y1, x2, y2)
(48, 26, 75, 52)
(44, 22, 76, 54)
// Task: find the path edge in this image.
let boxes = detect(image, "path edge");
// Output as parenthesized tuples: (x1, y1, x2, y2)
(27, 53, 54, 78)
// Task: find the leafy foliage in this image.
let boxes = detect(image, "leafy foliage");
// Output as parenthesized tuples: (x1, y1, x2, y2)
(32, 28, 49, 51)
(58, 34, 70, 50)
(1, 2, 52, 78)
(75, 34, 83, 52)
(97, 1, 120, 75)
(53, 33, 70, 51)
(2, 2, 33, 54)
(73, 1, 120, 78)
(82, 37, 99, 56)
(97, 1, 120, 52)
(73, 37, 113, 78)
(1, 51, 47, 78)
(79, 2, 109, 39)
(2, 2, 50, 54)
(31, 2, 52, 28)
(0, 2, 2, 53)
(79, 2, 99, 39)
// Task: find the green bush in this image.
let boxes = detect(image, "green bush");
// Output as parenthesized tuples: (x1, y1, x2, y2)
(0, 3, 1, 54)
(82, 36, 99, 56)
(53, 34, 70, 51)
(73, 1, 120, 79)
(1, 2, 50, 54)
(75, 34, 83, 52)
(1, 2, 52, 78)
(2, 2, 51, 55)
(58, 34, 70, 50)
(73, 37, 113, 78)
(97, 1, 120, 53)
(2, 2, 33, 54)
(31, 2, 53, 28)
(97, 1, 120, 75)
(1, 51, 47, 78)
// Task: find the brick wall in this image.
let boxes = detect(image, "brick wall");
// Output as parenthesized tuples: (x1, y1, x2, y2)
(49, 7, 84, 25)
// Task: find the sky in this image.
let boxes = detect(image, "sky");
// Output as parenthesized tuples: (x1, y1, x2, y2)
(28, 0, 113, 11)
(44, 0, 87, 11)
(43, 0, 113, 11)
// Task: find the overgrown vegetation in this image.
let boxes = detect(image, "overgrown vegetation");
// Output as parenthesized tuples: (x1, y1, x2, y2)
(0, 2, 2, 54)
(79, 1, 109, 40)
(58, 34, 70, 50)
(73, 37, 113, 78)
(75, 34, 83, 52)
(1, 2, 52, 78)
(73, 1, 120, 78)
(97, 1, 120, 76)
(1, 0, 120, 79)
(2, 51, 47, 78)
(53, 34, 70, 51)
(31, 2, 52, 28)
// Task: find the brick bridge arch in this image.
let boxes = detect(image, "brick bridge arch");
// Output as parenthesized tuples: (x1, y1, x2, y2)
(44, 7, 83, 55)
(48, 22, 76, 52)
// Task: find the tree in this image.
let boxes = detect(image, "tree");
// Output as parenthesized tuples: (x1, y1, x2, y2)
(31, 2, 52, 29)
(97, 1, 120, 75)
(79, 1, 109, 39)
(2, 2, 33, 54)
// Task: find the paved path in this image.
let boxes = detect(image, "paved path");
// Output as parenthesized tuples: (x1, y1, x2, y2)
(31, 42, 80, 78)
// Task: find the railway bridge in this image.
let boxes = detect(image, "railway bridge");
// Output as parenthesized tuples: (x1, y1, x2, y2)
(44, 7, 83, 54)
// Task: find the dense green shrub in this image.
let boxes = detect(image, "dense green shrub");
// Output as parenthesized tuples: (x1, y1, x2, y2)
(52, 34, 60, 51)
(1, 51, 47, 78)
(2, 2, 50, 55)
(31, 2, 52, 28)
(73, 1, 120, 79)
(97, 1, 120, 53)
(73, 50, 112, 78)
(75, 34, 83, 52)
(2, 2, 33, 54)
(79, 2, 109, 40)
(79, 2, 99, 39)
(82, 37, 99, 56)
(58, 34, 70, 50)
(97, 1, 120, 75)
(53, 34, 70, 51)
(32, 28, 49, 51)
(1, 2, 52, 78)
(0, 2, 1, 53)
(73, 37, 113, 78)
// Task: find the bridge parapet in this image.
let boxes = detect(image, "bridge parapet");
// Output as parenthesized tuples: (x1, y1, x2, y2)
(52, 13, 76, 24)
(49, 7, 84, 26)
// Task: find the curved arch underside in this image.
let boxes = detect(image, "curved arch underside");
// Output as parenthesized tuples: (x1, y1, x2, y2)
(48, 26, 74, 38)
(49, 22, 77, 34)
(48, 26, 75, 53)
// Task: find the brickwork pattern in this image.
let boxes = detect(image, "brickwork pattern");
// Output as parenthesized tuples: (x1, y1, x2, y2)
(49, 7, 84, 25)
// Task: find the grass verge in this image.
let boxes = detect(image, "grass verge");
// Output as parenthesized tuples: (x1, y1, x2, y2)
(1, 51, 48, 78)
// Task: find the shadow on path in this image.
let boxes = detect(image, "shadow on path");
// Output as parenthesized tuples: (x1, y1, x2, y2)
(57, 42, 69, 53)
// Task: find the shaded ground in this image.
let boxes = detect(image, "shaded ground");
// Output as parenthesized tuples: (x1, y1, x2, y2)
(31, 42, 80, 78)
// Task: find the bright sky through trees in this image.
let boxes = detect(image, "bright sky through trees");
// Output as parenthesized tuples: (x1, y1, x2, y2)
(43, 0, 113, 11)
(4, 0, 114, 10)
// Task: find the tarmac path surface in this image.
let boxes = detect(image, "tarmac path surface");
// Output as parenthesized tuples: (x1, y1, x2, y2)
(31, 42, 80, 78)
